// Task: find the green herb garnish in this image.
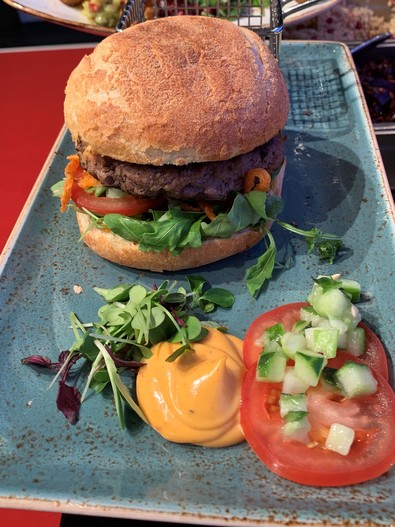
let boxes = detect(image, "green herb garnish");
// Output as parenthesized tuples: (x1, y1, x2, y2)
(22, 277, 235, 428)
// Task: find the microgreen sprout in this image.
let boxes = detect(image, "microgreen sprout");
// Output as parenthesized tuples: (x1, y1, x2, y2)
(246, 218, 343, 298)
(21, 276, 235, 427)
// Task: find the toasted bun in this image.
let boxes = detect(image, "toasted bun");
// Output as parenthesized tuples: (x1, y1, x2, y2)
(74, 160, 285, 271)
(64, 16, 289, 166)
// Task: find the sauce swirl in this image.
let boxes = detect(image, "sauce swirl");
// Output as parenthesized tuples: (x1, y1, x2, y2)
(136, 328, 245, 447)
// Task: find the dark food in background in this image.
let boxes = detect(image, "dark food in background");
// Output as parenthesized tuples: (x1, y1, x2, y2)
(357, 58, 395, 123)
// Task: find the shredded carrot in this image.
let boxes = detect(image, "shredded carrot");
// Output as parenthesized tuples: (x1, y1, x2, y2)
(244, 168, 271, 193)
(197, 200, 216, 221)
(60, 155, 79, 213)
(59, 154, 101, 213)
(77, 171, 101, 190)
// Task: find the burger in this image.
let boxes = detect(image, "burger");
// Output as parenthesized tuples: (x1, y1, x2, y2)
(60, 15, 289, 273)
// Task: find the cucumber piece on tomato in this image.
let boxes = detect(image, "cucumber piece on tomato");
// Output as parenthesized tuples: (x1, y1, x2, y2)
(339, 279, 361, 303)
(279, 393, 307, 418)
(282, 366, 310, 394)
(262, 323, 285, 346)
(304, 327, 339, 358)
(282, 410, 311, 443)
(280, 331, 307, 359)
(320, 366, 342, 393)
(334, 361, 377, 398)
(256, 350, 286, 383)
(325, 423, 355, 456)
(294, 351, 327, 387)
(291, 319, 311, 334)
(263, 339, 283, 354)
(300, 305, 320, 325)
(346, 326, 366, 356)
(310, 288, 351, 320)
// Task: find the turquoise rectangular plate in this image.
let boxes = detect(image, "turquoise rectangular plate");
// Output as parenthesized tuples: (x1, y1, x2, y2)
(0, 41, 394, 525)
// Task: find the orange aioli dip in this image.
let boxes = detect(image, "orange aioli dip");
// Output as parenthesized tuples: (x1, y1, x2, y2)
(136, 327, 245, 447)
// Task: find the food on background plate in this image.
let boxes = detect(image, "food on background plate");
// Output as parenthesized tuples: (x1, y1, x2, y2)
(240, 274, 395, 486)
(55, 15, 343, 297)
(60, 0, 125, 27)
(60, 0, 83, 6)
(137, 327, 245, 447)
(356, 54, 395, 123)
(61, 0, 270, 28)
(81, 0, 125, 28)
(283, 0, 391, 42)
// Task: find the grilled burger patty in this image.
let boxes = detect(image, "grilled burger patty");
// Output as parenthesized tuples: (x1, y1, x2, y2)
(77, 134, 286, 202)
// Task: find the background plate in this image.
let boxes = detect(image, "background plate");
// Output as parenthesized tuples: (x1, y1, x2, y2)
(0, 41, 394, 525)
(3, 0, 341, 35)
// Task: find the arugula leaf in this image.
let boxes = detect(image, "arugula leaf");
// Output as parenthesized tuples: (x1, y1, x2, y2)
(139, 217, 193, 254)
(245, 230, 277, 297)
(202, 193, 259, 237)
(103, 214, 154, 242)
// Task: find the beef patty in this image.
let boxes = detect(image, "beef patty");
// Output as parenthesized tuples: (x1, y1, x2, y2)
(77, 134, 285, 202)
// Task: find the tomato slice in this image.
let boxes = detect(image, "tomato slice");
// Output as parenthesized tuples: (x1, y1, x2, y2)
(241, 359, 395, 486)
(71, 182, 161, 217)
(243, 302, 389, 380)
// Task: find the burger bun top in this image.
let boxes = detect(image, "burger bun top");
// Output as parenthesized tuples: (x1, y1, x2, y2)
(64, 16, 289, 166)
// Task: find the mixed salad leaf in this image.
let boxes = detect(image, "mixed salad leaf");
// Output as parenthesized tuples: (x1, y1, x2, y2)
(21, 277, 234, 428)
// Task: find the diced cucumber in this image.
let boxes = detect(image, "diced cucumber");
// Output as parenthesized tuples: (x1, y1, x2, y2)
(312, 317, 331, 328)
(321, 366, 342, 393)
(292, 319, 311, 334)
(325, 423, 355, 456)
(346, 327, 366, 356)
(342, 305, 362, 331)
(263, 340, 283, 354)
(282, 366, 310, 394)
(279, 393, 307, 418)
(304, 327, 339, 358)
(282, 412, 311, 443)
(337, 331, 348, 350)
(334, 361, 377, 398)
(256, 323, 285, 347)
(262, 323, 285, 346)
(256, 350, 287, 383)
(339, 279, 361, 303)
(280, 331, 307, 359)
(310, 288, 351, 320)
(283, 410, 308, 422)
(106, 187, 126, 198)
(294, 351, 328, 387)
(306, 281, 323, 307)
(326, 317, 348, 335)
(300, 306, 320, 325)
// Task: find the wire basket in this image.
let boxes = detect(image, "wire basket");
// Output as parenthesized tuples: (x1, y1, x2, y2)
(116, 0, 331, 60)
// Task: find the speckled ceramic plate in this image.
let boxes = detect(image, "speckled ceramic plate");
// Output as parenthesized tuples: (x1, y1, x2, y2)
(0, 41, 394, 525)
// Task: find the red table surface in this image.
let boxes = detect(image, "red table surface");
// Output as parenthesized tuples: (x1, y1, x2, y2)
(1, 44, 95, 252)
(1, 43, 96, 527)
